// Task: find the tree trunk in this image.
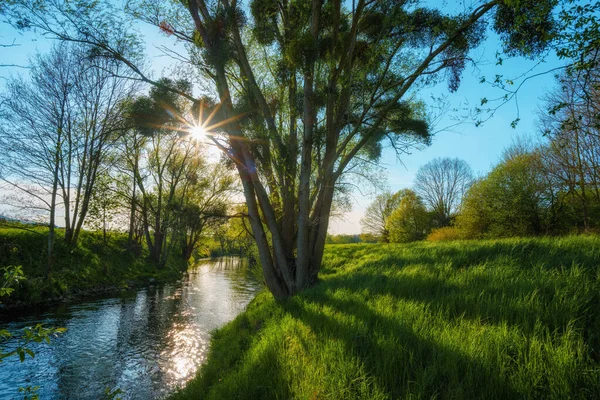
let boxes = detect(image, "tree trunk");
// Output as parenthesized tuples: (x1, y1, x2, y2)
(127, 161, 137, 247)
(48, 167, 59, 278)
(296, 0, 322, 292)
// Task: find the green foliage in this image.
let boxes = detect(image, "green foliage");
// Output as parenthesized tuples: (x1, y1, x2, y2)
(493, 0, 556, 58)
(18, 386, 40, 400)
(0, 226, 183, 304)
(361, 191, 404, 242)
(1, 324, 67, 363)
(326, 234, 379, 244)
(0, 264, 66, 400)
(172, 237, 600, 399)
(0, 265, 25, 298)
(555, 1, 600, 70)
(457, 153, 546, 238)
(87, 172, 121, 243)
(126, 78, 192, 136)
(385, 190, 431, 243)
(103, 387, 124, 400)
(325, 234, 360, 244)
(208, 205, 257, 260)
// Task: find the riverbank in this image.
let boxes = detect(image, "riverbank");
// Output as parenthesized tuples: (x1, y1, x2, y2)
(0, 225, 185, 309)
(173, 236, 600, 400)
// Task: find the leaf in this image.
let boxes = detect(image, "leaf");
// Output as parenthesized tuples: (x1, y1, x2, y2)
(25, 348, 35, 359)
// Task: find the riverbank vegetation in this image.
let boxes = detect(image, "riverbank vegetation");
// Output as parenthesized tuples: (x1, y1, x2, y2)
(173, 236, 600, 400)
(0, 222, 185, 306)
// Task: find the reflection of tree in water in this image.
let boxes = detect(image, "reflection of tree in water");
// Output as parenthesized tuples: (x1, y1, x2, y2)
(196, 257, 259, 303)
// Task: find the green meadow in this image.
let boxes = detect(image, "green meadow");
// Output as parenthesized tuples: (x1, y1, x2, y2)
(173, 236, 600, 400)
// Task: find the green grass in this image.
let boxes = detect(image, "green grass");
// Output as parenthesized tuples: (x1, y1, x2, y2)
(0, 226, 184, 304)
(172, 236, 600, 400)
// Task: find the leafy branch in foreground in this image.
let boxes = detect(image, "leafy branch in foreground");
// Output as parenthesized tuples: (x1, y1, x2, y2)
(1, 265, 66, 369)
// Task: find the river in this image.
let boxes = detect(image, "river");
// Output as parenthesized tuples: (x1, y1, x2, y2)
(0, 257, 261, 399)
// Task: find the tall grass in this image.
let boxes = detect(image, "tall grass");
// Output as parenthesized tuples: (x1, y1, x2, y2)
(173, 236, 600, 399)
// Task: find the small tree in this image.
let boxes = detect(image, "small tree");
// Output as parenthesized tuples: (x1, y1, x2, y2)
(87, 172, 121, 245)
(386, 190, 431, 243)
(176, 163, 236, 263)
(413, 157, 473, 227)
(360, 191, 403, 242)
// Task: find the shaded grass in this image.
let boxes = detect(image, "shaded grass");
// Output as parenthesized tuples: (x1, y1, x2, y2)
(173, 236, 600, 400)
(0, 226, 184, 305)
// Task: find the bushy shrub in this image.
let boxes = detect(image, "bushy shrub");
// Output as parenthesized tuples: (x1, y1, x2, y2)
(426, 226, 464, 241)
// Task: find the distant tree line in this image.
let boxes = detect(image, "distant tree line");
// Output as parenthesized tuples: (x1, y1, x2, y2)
(325, 233, 378, 245)
(362, 67, 600, 242)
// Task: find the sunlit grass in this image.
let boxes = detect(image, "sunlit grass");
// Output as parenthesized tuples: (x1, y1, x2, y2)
(173, 236, 600, 399)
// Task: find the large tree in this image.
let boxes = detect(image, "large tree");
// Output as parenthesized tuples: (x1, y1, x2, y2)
(0, 45, 75, 274)
(413, 157, 473, 227)
(6, 0, 558, 298)
(539, 68, 600, 231)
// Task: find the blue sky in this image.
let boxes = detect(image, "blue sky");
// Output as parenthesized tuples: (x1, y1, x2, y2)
(0, 5, 566, 234)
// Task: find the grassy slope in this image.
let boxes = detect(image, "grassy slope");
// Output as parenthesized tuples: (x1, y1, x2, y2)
(173, 236, 600, 400)
(0, 226, 183, 304)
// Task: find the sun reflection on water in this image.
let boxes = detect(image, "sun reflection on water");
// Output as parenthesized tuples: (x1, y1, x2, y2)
(161, 324, 207, 386)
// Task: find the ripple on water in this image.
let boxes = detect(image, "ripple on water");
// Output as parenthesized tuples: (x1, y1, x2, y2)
(0, 257, 260, 400)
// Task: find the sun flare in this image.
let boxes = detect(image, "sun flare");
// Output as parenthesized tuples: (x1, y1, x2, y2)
(190, 125, 207, 141)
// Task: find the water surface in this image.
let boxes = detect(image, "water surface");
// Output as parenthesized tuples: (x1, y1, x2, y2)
(0, 257, 260, 399)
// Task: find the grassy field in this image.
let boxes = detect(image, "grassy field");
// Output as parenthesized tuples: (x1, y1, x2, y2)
(173, 236, 600, 400)
(0, 225, 184, 305)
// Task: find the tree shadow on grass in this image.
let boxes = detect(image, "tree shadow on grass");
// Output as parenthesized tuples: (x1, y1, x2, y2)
(284, 290, 522, 399)
(307, 240, 600, 398)
(321, 240, 600, 337)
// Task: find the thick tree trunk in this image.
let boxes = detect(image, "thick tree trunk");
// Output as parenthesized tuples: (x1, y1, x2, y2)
(296, 0, 322, 292)
(216, 69, 290, 299)
(308, 178, 336, 282)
